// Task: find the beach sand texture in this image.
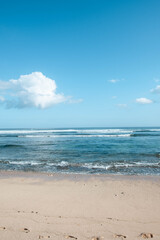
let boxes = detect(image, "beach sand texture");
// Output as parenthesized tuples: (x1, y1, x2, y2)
(0, 172, 160, 240)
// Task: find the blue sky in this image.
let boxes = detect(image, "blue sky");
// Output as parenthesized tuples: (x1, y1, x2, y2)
(0, 0, 160, 128)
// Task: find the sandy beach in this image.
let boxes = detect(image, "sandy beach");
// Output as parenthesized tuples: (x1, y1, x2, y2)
(0, 171, 160, 240)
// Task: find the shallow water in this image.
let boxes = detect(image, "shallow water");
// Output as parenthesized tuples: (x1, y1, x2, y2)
(0, 127, 160, 175)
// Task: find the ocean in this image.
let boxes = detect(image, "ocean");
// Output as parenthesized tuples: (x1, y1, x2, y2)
(0, 127, 160, 175)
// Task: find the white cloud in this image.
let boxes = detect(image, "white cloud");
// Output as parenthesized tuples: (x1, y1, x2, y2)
(0, 81, 11, 90)
(136, 98, 153, 104)
(150, 85, 160, 94)
(0, 72, 73, 109)
(117, 103, 127, 108)
(108, 79, 119, 83)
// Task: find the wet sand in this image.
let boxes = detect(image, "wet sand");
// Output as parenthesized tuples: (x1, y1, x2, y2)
(0, 171, 160, 240)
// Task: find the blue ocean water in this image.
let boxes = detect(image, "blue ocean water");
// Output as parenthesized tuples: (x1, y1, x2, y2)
(0, 128, 160, 175)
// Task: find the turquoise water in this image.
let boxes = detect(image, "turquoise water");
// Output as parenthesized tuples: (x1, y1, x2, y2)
(0, 127, 160, 175)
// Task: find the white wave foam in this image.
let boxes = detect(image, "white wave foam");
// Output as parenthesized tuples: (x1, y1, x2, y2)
(18, 134, 131, 138)
(114, 162, 160, 168)
(1, 128, 160, 136)
(0, 129, 77, 134)
(75, 129, 133, 134)
(9, 161, 40, 165)
(6, 160, 160, 170)
(83, 162, 160, 170)
(18, 135, 51, 138)
(48, 161, 69, 167)
(149, 129, 160, 132)
(71, 134, 131, 138)
(83, 163, 111, 170)
(0, 129, 133, 135)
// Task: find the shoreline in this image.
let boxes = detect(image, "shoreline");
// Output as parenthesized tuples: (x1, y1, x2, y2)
(0, 169, 160, 182)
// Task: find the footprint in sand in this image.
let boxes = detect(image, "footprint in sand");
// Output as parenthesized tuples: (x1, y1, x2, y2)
(139, 233, 153, 239)
(23, 228, 30, 233)
(114, 234, 127, 239)
(91, 237, 102, 240)
(107, 217, 119, 222)
(0, 227, 6, 230)
(38, 236, 50, 239)
(18, 210, 38, 214)
(65, 235, 77, 239)
(31, 211, 38, 214)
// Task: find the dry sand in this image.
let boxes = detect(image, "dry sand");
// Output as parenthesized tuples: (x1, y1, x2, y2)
(0, 171, 160, 240)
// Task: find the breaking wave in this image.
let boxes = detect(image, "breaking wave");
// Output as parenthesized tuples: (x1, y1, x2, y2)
(2, 160, 160, 170)
(18, 134, 131, 138)
(0, 129, 133, 134)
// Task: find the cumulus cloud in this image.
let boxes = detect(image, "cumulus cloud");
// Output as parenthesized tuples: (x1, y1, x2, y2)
(150, 85, 160, 94)
(0, 81, 10, 90)
(136, 98, 153, 104)
(108, 79, 119, 83)
(0, 72, 72, 109)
